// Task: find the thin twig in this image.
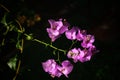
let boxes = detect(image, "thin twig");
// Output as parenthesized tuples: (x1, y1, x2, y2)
(33, 39, 66, 53)
(69, 40, 77, 50)
(13, 21, 24, 80)
(15, 20, 23, 31)
(0, 4, 10, 12)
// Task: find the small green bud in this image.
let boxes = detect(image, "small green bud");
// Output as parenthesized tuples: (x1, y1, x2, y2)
(26, 34, 33, 40)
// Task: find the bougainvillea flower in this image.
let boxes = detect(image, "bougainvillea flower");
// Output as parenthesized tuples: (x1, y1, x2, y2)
(78, 45, 97, 63)
(46, 19, 68, 42)
(65, 27, 78, 40)
(67, 48, 80, 63)
(42, 59, 73, 78)
(89, 45, 99, 55)
(67, 46, 98, 63)
(78, 49, 92, 63)
(76, 29, 86, 41)
(57, 60, 73, 78)
(81, 34, 95, 48)
(42, 59, 62, 78)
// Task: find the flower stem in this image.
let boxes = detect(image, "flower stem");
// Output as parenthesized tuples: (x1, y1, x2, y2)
(69, 40, 77, 50)
(33, 39, 66, 54)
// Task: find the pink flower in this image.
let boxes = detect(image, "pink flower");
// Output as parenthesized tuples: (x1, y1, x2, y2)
(47, 19, 69, 42)
(76, 29, 86, 41)
(42, 59, 62, 78)
(65, 27, 78, 40)
(67, 48, 80, 63)
(67, 45, 98, 63)
(78, 45, 97, 62)
(81, 34, 95, 48)
(57, 60, 73, 78)
(42, 59, 73, 78)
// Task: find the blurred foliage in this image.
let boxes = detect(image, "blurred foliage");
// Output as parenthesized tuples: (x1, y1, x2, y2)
(7, 55, 17, 70)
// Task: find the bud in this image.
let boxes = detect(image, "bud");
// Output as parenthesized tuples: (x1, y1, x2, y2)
(26, 34, 33, 40)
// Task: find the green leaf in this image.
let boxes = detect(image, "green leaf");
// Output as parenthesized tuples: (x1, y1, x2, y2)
(7, 55, 17, 70)
(1, 13, 7, 26)
(16, 40, 22, 49)
(16, 32, 22, 49)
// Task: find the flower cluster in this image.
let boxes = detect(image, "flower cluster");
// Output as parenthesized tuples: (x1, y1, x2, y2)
(42, 59, 73, 78)
(67, 45, 97, 63)
(42, 19, 98, 78)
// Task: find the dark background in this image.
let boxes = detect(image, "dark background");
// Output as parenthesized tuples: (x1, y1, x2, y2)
(0, 0, 120, 80)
